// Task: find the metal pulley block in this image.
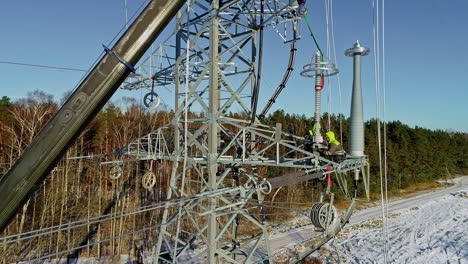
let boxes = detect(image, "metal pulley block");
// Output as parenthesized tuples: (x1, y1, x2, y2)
(143, 91, 161, 109)
(310, 202, 337, 230)
(259, 179, 272, 195)
(142, 171, 157, 190)
(109, 165, 123, 180)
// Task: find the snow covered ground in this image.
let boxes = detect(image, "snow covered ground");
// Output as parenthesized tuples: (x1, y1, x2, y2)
(271, 176, 468, 263)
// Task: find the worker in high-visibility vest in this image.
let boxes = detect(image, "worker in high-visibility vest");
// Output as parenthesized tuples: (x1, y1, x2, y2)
(323, 131, 344, 156)
(308, 123, 321, 137)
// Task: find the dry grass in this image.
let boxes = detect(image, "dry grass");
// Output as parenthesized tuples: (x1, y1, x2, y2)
(397, 181, 447, 197)
(303, 256, 324, 264)
(355, 180, 452, 211)
(333, 199, 353, 211)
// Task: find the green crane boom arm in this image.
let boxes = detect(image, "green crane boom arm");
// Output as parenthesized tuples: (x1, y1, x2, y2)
(0, 0, 185, 233)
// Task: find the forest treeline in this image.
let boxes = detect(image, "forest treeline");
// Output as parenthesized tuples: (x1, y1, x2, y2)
(261, 109, 468, 192)
(0, 91, 466, 261)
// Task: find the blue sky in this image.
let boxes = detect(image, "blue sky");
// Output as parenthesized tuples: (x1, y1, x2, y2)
(0, 0, 467, 132)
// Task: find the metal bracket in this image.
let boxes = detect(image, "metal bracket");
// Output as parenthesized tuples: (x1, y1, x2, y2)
(102, 44, 136, 73)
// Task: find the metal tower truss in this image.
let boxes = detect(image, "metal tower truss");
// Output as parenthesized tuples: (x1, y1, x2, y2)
(102, 0, 369, 263)
(121, 120, 367, 174)
(121, 0, 301, 92)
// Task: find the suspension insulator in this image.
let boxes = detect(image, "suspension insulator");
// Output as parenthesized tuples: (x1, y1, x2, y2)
(310, 202, 337, 229)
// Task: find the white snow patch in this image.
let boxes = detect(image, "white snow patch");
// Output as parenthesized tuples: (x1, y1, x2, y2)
(309, 182, 468, 263)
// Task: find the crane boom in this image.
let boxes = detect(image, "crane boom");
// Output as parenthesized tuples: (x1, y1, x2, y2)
(0, 0, 185, 233)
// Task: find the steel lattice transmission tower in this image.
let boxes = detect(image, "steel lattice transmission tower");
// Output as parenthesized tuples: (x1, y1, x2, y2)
(114, 0, 369, 262)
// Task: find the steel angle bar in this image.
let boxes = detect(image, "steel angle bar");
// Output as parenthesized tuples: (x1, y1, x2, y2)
(219, 30, 254, 44)
(219, 72, 252, 112)
(193, 0, 210, 11)
(221, 41, 252, 69)
(181, 207, 209, 239)
(258, 5, 292, 28)
(218, 12, 253, 30)
(229, 123, 315, 158)
(192, 166, 210, 187)
(278, 156, 314, 166)
(189, 40, 211, 60)
(198, 201, 247, 216)
(217, 129, 243, 158)
(179, 127, 209, 157)
(335, 171, 349, 198)
(227, 1, 255, 27)
(361, 164, 370, 200)
(215, 166, 235, 187)
(215, 158, 316, 169)
(280, 143, 305, 159)
(248, 126, 278, 135)
(250, 141, 275, 157)
(185, 216, 209, 246)
(174, 21, 211, 62)
(216, 249, 240, 263)
(159, 235, 175, 262)
(245, 232, 266, 263)
(219, 116, 250, 124)
(187, 87, 211, 112)
(237, 212, 269, 263)
(169, 122, 209, 157)
(219, 23, 253, 63)
(174, 69, 211, 115)
(180, 0, 241, 28)
(220, 73, 254, 114)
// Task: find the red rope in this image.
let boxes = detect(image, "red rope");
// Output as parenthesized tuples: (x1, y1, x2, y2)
(315, 75, 325, 91)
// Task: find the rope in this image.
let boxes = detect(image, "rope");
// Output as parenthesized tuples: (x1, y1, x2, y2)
(373, 0, 390, 262)
(0, 192, 323, 246)
(0, 194, 208, 245)
(382, 0, 390, 257)
(329, 0, 344, 144)
(325, 0, 332, 131)
(303, 12, 324, 58)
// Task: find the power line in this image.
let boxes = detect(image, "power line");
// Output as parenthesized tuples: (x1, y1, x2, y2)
(0, 60, 88, 72)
